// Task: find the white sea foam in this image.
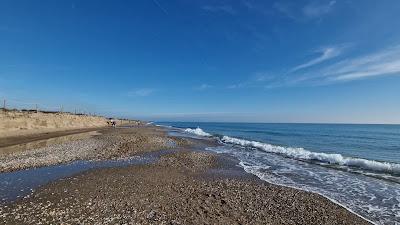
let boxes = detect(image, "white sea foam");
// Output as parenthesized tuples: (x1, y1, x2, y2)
(221, 136, 400, 175)
(184, 127, 212, 137)
(237, 162, 378, 225)
(155, 124, 172, 128)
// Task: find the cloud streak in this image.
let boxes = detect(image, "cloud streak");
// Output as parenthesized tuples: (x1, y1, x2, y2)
(127, 88, 155, 97)
(237, 44, 400, 89)
(287, 44, 400, 86)
(152, 0, 169, 15)
(274, 1, 336, 21)
(195, 84, 213, 91)
(202, 5, 236, 15)
(302, 1, 336, 19)
(323, 45, 400, 81)
(291, 46, 342, 72)
(227, 72, 276, 89)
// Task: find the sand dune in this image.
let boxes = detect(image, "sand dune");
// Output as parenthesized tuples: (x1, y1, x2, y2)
(0, 110, 131, 138)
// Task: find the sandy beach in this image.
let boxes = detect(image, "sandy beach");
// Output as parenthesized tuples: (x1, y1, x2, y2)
(0, 125, 186, 172)
(3, 1, 399, 223)
(0, 125, 371, 224)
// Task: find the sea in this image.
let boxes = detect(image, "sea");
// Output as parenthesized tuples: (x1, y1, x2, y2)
(156, 122, 400, 225)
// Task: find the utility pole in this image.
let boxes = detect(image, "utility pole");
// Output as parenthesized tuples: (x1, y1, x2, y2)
(35, 104, 38, 113)
(2, 99, 5, 111)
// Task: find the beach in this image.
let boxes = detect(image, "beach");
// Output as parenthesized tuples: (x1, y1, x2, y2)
(0, 110, 138, 139)
(0, 124, 370, 224)
(3, 1, 399, 223)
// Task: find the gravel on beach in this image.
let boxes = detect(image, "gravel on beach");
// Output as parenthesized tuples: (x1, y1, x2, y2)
(0, 126, 371, 224)
(0, 126, 189, 172)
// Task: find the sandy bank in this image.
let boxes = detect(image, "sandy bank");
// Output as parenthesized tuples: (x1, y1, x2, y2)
(0, 110, 139, 139)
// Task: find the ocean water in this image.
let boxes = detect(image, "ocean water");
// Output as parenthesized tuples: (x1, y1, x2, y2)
(157, 122, 400, 225)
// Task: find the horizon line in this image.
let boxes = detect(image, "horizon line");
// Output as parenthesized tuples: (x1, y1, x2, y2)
(151, 120, 400, 126)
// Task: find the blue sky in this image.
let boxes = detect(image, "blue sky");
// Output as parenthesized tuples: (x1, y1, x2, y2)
(1, 0, 400, 123)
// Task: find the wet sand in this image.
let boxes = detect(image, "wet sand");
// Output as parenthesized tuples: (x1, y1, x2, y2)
(0, 127, 105, 149)
(0, 125, 188, 172)
(0, 125, 371, 224)
(0, 130, 102, 156)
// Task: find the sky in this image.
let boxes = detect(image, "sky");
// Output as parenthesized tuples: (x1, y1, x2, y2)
(1, 0, 400, 123)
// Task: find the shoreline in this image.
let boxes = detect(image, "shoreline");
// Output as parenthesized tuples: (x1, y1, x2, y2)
(0, 125, 372, 224)
(180, 133, 376, 225)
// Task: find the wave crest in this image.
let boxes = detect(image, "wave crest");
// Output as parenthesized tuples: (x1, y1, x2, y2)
(221, 136, 400, 175)
(184, 127, 212, 137)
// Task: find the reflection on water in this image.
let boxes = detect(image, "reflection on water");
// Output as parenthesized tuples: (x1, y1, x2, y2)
(0, 150, 174, 205)
(0, 131, 101, 156)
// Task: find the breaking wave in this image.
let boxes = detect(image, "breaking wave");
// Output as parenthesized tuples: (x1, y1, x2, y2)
(184, 127, 212, 137)
(221, 136, 400, 175)
(177, 125, 400, 176)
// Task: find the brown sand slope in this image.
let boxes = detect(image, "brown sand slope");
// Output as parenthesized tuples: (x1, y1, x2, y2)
(0, 111, 109, 138)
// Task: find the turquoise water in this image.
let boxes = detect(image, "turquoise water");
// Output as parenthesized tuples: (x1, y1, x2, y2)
(158, 122, 400, 224)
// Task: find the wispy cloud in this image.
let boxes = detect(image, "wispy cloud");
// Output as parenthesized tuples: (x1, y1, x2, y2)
(286, 44, 400, 85)
(232, 44, 400, 89)
(242, 0, 256, 10)
(195, 84, 213, 91)
(127, 88, 155, 97)
(152, 0, 169, 15)
(254, 72, 276, 82)
(241, 1, 272, 15)
(291, 46, 342, 72)
(274, 1, 336, 21)
(274, 2, 297, 20)
(224, 45, 344, 89)
(302, 1, 336, 19)
(227, 83, 246, 89)
(202, 5, 236, 15)
(227, 72, 277, 89)
(322, 45, 400, 81)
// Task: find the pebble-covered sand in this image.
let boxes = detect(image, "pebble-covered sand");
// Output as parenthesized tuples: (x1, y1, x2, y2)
(0, 126, 371, 224)
(0, 126, 189, 172)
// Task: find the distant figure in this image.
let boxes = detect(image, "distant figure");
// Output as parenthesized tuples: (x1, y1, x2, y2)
(109, 119, 116, 128)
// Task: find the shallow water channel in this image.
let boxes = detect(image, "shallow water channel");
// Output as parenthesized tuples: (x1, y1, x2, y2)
(0, 150, 174, 205)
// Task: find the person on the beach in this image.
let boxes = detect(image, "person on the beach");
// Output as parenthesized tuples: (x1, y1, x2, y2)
(109, 119, 116, 128)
